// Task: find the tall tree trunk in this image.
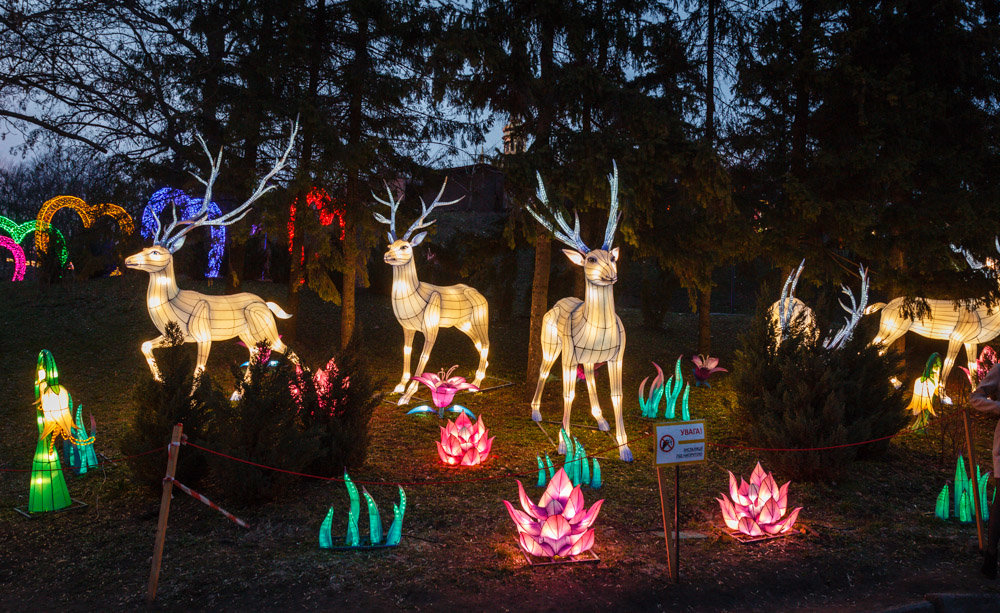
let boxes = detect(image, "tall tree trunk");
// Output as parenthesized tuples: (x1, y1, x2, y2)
(694, 0, 718, 354)
(526, 233, 552, 390)
(525, 16, 556, 392)
(342, 9, 368, 351)
(697, 286, 711, 354)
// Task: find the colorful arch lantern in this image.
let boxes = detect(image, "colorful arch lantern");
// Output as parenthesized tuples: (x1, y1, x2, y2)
(35, 196, 134, 256)
(0, 215, 68, 265)
(0, 235, 26, 281)
(288, 186, 346, 266)
(141, 188, 225, 278)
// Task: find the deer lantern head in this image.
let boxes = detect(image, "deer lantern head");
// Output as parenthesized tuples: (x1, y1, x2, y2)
(530, 162, 623, 285)
(124, 245, 173, 273)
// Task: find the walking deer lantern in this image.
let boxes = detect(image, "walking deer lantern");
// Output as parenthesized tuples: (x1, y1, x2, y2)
(526, 163, 631, 462)
(372, 179, 490, 406)
(125, 122, 300, 381)
(868, 240, 1000, 397)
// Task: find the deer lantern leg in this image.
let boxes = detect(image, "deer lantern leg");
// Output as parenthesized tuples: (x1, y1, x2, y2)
(189, 300, 212, 376)
(559, 353, 578, 455)
(395, 328, 416, 394)
(398, 293, 442, 406)
(530, 310, 563, 422)
(582, 363, 610, 431)
(141, 334, 172, 381)
(608, 339, 631, 461)
(462, 288, 490, 387)
(965, 342, 978, 381)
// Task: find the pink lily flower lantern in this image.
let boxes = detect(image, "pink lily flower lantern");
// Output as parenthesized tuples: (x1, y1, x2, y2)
(407, 365, 479, 418)
(504, 468, 603, 560)
(717, 462, 802, 538)
(691, 354, 727, 387)
(436, 412, 494, 466)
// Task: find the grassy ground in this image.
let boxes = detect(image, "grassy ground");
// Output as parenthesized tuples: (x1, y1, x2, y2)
(1, 276, 998, 611)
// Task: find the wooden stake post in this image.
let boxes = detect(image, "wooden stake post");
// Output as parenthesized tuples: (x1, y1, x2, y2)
(147, 423, 183, 603)
(654, 421, 706, 583)
(962, 407, 985, 551)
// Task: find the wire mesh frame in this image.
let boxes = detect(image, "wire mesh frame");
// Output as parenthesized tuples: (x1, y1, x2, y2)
(324, 543, 400, 552)
(722, 527, 798, 544)
(14, 498, 88, 519)
(520, 548, 600, 567)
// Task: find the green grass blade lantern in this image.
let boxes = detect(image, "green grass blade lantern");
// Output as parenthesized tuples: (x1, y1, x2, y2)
(639, 357, 690, 420)
(536, 430, 601, 489)
(936, 455, 993, 522)
(319, 472, 407, 549)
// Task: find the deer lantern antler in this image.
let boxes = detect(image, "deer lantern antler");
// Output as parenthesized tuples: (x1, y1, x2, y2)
(152, 120, 299, 253)
(527, 162, 632, 462)
(822, 265, 870, 351)
(126, 120, 300, 387)
(372, 178, 463, 243)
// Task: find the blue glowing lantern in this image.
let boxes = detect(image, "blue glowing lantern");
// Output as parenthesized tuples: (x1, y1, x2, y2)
(142, 188, 225, 278)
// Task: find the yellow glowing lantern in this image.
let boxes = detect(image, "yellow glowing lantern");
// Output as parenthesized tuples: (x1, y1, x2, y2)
(906, 354, 941, 428)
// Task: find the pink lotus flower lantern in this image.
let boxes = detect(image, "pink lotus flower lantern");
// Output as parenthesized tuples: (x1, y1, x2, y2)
(504, 468, 603, 559)
(436, 412, 494, 466)
(692, 354, 727, 387)
(717, 462, 802, 538)
(407, 365, 479, 418)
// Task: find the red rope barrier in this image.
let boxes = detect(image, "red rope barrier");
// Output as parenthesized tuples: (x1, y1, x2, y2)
(183, 412, 943, 487)
(0, 445, 169, 473)
(166, 477, 249, 528)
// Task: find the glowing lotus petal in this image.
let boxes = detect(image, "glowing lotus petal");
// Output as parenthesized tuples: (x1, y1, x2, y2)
(737, 516, 763, 537)
(720, 463, 802, 537)
(718, 496, 741, 530)
(504, 469, 603, 559)
(566, 528, 595, 556)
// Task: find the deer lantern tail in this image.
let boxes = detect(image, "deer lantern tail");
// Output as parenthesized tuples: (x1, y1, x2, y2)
(266, 302, 293, 319)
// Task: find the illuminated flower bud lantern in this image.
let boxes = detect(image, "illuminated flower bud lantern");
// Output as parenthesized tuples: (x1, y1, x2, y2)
(717, 462, 801, 538)
(504, 468, 603, 560)
(691, 354, 727, 387)
(406, 365, 478, 418)
(436, 412, 493, 466)
(906, 353, 941, 428)
(959, 345, 998, 388)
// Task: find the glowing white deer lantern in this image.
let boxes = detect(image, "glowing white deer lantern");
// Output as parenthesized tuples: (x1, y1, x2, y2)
(125, 123, 300, 380)
(526, 163, 631, 462)
(372, 179, 490, 406)
(768, 259, 818, 344)
(869, 241, 1000, 395)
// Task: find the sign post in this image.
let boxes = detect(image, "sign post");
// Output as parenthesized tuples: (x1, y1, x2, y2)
(654, 420, 706, 583)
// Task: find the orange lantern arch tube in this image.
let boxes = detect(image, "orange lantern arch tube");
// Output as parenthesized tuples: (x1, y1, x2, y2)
(35, 196, 134, 254)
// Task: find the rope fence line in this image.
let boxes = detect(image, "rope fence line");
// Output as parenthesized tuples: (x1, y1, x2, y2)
(165, 477, 248, 529)
(0, 445, 168, 473)
(183, 412, 957, 487)
(0, 409, 967, 482)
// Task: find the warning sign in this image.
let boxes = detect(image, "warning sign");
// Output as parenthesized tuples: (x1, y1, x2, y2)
(654, 421, 706, 466)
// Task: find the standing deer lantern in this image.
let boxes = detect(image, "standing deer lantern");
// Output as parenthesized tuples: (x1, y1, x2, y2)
(526, 163, 631, 462)
(868, 240, 1000, 397)
(125, 123, 300, 381)
(372, 179, 490, 406)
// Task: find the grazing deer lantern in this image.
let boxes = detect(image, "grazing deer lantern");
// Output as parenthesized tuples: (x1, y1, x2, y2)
(126, 123, 300, 381)
(526, 163, 631, 462)
(372, 179, 490, 406)
(868, 240, 1000, 397)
